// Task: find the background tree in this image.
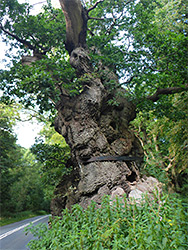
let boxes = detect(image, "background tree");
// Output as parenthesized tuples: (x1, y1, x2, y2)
(0, 103, 50, 215)
(9, 148, 50, 213)
(31, 123, 70, 197)
(0, 103, 21, 213)
(0, 0, 187, 214)
(127, 0, 188, 194)
(131, 92, 188, 195)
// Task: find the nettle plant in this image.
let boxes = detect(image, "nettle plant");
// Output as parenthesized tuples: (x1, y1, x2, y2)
(27, 194, 187, 250)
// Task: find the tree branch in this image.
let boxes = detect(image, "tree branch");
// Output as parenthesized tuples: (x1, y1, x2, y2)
(32, 1, 46, 6)
(146, 85, 188, 102)
(87, 0, 104, 12)
(0, 24, 49, 53)
(124, 0, 134, 6)
(0, 24, 36, 51)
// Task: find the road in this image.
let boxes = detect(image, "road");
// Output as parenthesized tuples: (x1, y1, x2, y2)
(0, 215, 50, 250)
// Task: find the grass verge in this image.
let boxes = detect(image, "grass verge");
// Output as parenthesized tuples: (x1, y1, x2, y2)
(0, 210, 48, 226)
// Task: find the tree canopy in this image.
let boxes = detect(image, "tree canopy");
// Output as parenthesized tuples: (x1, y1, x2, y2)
(0, 0, 187, 113)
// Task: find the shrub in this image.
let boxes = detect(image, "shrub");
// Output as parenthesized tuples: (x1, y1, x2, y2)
(27, 194, 188, 250)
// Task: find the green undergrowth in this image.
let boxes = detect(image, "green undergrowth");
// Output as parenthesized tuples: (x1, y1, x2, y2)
(0, 210, 47, 226)
(27, 194, 188, 250)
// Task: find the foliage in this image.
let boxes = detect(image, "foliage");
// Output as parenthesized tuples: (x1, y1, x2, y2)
(131, 92, 188, 195)
(0, 0, 75, 113)
(1, 0, 187, 112)
(0, 103, 22, 212)
(8, 149, 50, 213)
(86, 0, 188, 100)
(31, 123, 70, 192)
(132, 0, 187, 110)
(27, 195, 188, 250)
(0, 103, 50, 214)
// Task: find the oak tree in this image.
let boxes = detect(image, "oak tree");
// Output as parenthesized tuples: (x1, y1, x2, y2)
(1, 0, 187, 214)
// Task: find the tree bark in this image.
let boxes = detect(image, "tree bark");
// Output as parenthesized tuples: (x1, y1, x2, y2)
(51, 48, 143, 213)
(50, 0, 144, 215)
(59, 0, 88, 54)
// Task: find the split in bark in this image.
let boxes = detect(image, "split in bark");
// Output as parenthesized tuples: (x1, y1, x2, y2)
(59, 0, 88, 54)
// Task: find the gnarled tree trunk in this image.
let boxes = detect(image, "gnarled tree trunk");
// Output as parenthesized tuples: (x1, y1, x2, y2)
(51, 0, 144, 215)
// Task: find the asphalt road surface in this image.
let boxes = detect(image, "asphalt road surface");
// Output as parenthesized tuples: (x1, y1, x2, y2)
(0, 215, 50, 250)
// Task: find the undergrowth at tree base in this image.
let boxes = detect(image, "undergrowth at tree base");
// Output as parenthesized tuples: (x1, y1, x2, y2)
(27, 194, 188, 250)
